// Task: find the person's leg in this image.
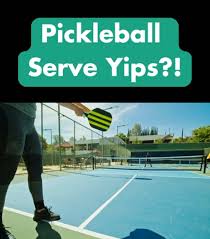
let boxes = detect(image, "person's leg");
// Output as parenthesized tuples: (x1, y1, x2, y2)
(149, 159, 152, 167)
(145, 158, 148, 167)
(23, 127, 60, 222)
(0, 106, 8, 227)
(0, 104, 26, 239)
(23, 128, 44, 210)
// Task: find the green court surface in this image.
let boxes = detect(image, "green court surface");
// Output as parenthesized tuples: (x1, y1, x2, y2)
(4, 210, 100, 239)
(6, 164, 209, 239)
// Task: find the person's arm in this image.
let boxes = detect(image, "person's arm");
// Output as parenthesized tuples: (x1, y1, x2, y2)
(59, 103, 90, 117)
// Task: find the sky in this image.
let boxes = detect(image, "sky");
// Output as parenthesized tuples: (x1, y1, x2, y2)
(34, 103, 210, 143)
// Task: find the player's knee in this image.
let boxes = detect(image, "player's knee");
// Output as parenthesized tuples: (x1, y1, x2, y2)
(0, 155, 20, 184)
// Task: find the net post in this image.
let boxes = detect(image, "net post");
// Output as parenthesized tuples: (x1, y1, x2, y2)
(92, 156, 95, 170)
(91, 130, 95, 170)
(203, 156, 207, 174)
(200, 156, 204, 171)
(73, 121, 76, 169)
(102, 132, 104, 158)
(95, 156, 97, 169)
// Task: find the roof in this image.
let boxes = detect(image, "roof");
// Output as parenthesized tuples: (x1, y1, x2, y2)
(70, 136, 125, 145)
(104, 137, 126, 144)
(129, 135, 173, 141)
(73, 139, 100, 145)
(54, 142, 73, 148)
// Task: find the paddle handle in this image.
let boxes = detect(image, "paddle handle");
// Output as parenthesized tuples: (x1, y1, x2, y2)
(73, 103, 91, 112)
(83, 112, 89, 118)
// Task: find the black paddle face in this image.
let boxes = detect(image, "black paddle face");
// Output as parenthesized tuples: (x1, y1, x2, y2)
(85, 108, 112, 132)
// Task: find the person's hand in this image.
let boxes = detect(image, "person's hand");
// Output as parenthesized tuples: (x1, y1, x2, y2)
(74, 107, 85, 117)
(58, 103, 90, 117)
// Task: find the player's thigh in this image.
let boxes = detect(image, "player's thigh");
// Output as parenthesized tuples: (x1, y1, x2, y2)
(0, 105, 8, 155)
(0, 104, 26, 156)
(0, 104, 25, 156)
(0, 104, 25, 183)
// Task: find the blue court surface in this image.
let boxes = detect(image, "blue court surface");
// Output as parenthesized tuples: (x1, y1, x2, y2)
(6, 169, 210, 239)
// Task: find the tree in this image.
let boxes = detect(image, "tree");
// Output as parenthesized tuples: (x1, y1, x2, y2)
(145, 128, 150, 135)
(69, 137, 76, 143)
(192, 126, 210, 143)
(150, 127, 158, 135)
(116, 133, 128, 143)
(53, 135, 65, 145)
(141, 128, 150, 135)
(79, 136, 86, 141)
(131, 123, 142, 136)
(172, 136, 194, 143)
(173, 126, 210, 143)
(39, 135, 48, 150)
(133, 139, 142, 144)
(127, 129, 131, 144)
(155, 138, 164, 144)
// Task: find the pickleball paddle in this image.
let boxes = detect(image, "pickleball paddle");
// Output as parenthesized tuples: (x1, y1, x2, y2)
(84, 108, 112, 132)
(72, 103, 112, 131)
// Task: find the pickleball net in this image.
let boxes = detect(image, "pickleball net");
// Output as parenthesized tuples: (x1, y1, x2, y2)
(94, 155, 204, 171)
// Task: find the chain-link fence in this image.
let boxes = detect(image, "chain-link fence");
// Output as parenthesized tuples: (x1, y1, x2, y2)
(16, 103, 129, 174)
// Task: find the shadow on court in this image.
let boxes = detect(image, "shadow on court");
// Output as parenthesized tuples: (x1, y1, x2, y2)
(135, 177, 152, 180)
(35, 222, 61, 239)
(123, 229, 166, 239)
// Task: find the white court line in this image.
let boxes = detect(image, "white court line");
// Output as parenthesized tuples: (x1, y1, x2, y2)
(79, 174, 137, 229)
(5, 207, 119, 239)
(92, 172, 210, 180)
(5, 207, 33, 218)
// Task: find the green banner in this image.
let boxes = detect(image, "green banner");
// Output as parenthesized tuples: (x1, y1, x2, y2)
(18, 18, 192, 87)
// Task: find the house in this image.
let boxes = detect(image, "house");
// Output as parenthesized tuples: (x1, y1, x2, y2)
(72, 136, 126, 151)
(128, 134, 173, 144)
(54, 141, 73, 149)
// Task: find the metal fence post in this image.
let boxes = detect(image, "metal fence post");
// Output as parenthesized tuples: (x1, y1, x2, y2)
(41, 103, 44, 153)
(58, 104, 62, 171)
